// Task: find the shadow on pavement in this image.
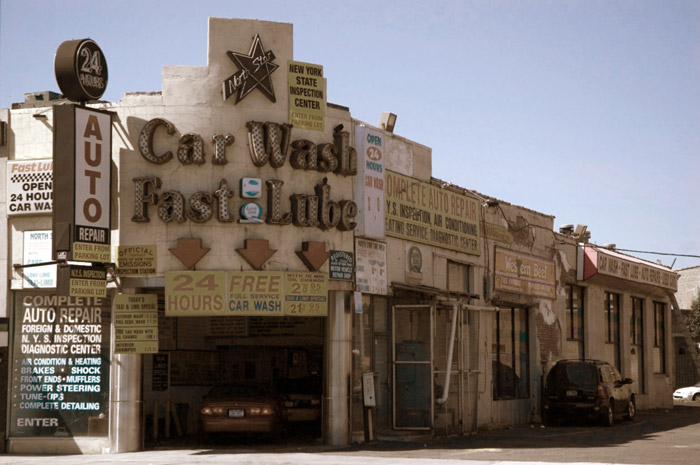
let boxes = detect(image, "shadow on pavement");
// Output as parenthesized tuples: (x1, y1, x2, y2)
(182, 404, 700, 456)
(343, 404, 700, 453)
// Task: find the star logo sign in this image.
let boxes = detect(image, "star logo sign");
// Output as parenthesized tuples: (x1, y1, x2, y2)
(223, 34, 278, 104)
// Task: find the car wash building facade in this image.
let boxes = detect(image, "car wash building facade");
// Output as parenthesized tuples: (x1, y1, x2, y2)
(3, 18, 364, 454)
(0, 16, 685, 456)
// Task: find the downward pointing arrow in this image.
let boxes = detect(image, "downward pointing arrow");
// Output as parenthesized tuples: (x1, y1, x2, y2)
(296, 241, 330, 271)
(169, 238, 210, 269)
(236, 239, 277, 270)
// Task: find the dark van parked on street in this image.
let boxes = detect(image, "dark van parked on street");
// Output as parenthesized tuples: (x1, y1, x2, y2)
(543, 359, 635, 426)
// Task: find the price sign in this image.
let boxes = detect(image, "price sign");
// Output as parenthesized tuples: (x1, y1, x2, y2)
(284, 272, 327, 316)
(114, 294, 158, 354)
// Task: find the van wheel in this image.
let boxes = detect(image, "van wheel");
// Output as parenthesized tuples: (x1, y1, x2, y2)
(693, 393, 700, 401)
(603, 401, 614, 427)
(624, 397, 636, 421)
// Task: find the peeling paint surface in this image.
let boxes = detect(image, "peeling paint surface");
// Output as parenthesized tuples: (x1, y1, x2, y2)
(539, 299, 556, 325)
(559, 249, 571, 272)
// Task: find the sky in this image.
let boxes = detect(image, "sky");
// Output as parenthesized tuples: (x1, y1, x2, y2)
(1, 0, 699, 269)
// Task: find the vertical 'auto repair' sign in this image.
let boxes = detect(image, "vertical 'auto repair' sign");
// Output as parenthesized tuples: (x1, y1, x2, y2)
(52, 105, 112, 263)
(73, 107, 111, 261)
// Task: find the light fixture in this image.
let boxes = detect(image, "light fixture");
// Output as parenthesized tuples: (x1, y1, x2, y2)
(379, 112, 397, 133)
(467, 189, 499, 207)
(32, 108, 51, 119)
(558, 224, 574, 236)
(573, 224, 588, 240)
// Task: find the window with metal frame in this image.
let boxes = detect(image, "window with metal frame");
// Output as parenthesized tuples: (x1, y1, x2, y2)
(566, 285, 585, 359)
(604, 292, 621, 371)
(630, 297, 645, 393)
(653, 301, 666, 374)
(492, 307, 529, 400)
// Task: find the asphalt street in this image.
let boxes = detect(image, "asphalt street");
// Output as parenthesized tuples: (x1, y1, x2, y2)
(1, 402, 699, 465)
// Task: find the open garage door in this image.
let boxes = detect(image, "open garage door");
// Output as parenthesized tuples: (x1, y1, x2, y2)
(141, 292, 324, 446)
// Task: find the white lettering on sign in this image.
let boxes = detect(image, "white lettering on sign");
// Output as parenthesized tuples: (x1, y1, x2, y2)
(74, 108, 111, 243)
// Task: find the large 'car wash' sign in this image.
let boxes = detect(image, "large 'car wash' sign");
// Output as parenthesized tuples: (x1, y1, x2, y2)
(132, 119, 358, 230)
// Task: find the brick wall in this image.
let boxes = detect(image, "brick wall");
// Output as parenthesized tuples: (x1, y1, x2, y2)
(536, 313, 561, 363)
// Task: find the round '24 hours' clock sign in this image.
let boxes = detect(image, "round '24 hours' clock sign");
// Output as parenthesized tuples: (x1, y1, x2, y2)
(55, 38, 108, 102)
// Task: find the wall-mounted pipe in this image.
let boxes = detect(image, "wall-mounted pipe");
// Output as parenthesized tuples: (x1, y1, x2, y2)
(436, 302, 460, 405)
(436, 303, 498, 405)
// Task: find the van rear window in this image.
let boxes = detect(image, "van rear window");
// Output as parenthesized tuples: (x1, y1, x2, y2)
(563, 364, 597, 386)
(548, 363, 598, 389)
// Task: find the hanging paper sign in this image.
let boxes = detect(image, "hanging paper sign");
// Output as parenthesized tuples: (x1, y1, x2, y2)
(114, 294, 158, 354)
(288, 60, 324, 131)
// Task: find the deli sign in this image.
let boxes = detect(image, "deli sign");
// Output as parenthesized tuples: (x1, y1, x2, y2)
(53, 105, 112, 263)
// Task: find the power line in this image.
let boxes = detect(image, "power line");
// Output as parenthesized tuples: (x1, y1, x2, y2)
(609, 248, 700, 259)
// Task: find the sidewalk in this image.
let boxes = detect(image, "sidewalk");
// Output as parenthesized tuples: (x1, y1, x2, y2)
(0, 406, 697, 465)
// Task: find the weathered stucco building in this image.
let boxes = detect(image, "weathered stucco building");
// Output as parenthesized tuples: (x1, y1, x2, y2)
(0, 16, 682, 455)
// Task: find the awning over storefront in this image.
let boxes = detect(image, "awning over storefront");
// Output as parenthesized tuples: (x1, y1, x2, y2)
(577, 244, 679, 294)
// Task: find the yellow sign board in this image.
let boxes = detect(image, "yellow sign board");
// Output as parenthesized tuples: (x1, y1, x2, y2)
(165, 271, 327, 317)
(116, 245, 156, 275)
(73, 242, 110, 262)
(65, 265, 107, 298)
(165, 271, 227, 316)
(385, 171, 481, 255)
(288, 60, 324, 131)
(481, 222, 513, 245)
(227, 271, 284, 316)
(285, 272, 327, 316)
(114, 294, 158, 354)
(494, 247, 556, 299)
